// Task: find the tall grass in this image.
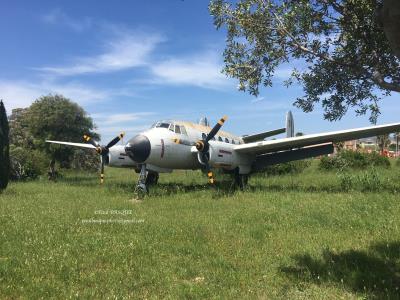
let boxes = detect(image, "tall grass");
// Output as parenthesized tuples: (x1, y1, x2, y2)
(1, 161, 399, 299)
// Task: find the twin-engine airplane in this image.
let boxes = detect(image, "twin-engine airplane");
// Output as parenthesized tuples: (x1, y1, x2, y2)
(47, 112, 400, 193)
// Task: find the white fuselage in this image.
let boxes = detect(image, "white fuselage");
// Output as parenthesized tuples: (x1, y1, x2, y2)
(107, 120, 253, 173)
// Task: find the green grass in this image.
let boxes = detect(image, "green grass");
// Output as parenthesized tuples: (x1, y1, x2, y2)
(1, 162, 400, 299)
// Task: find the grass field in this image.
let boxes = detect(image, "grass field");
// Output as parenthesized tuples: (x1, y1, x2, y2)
(1, 162, 400, 299)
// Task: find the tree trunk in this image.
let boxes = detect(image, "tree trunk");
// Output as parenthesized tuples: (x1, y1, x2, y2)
(382, 0, 400, 60)
(48, 158, 56, 181)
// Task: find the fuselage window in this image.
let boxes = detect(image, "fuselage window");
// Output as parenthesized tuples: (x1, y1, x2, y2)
(174, 125, 181, 134)
(225, 138, 229, 143)
(180, 126, 187, 135)
(232, 139, 236, 144)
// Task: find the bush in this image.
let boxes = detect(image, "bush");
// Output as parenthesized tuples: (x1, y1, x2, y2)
(337, 169, 383, 192)
(10, 146, 48, 180)
(70, 149, 99, 172)
(319, 150, 390, 171)
(263, 160, 311, 176)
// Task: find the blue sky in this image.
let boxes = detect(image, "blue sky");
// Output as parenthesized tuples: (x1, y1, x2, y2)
(1, 0, 399, 142)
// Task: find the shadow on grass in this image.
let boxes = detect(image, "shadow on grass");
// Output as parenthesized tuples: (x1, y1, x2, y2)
(281, 241, 400, 299)
(56, 172, 241, 196)
(249, 182, 400, 194)
(55, 173, 400, 196)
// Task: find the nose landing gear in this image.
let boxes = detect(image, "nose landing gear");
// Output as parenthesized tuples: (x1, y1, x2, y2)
(134, 164, 159, 198)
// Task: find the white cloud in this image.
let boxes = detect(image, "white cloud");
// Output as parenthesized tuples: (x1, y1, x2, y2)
(41, 8, 92, 32)
(92, 112, 155, 125)
(251, 96, 265, 103)
(0, 80, 111, 111)
(149, 51, 230, 89)
(37, 32, 164, 76)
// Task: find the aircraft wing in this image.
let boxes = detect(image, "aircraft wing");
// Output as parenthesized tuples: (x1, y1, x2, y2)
(234, 122, 400, 155)
(46, 140, 96, 149)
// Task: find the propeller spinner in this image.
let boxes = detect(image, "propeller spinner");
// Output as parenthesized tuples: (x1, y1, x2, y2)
(83, 132, 125, 184)
(196, 115, 228, 184)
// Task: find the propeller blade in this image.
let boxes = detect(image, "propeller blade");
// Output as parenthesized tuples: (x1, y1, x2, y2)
(83, 134, 102, 153)
(83, 134, 100, 147)
(100, 157, 105, 184)
(207, 170, 215, 184)
(205, 116, 228, 143)
(106, 132, 125, 149)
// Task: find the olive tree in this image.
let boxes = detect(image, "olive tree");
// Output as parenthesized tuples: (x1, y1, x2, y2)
(210, 0, 400, 123)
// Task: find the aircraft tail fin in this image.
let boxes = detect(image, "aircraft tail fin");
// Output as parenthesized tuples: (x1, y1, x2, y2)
(286, 111, 294, 138)
(199, 116, 209, 127)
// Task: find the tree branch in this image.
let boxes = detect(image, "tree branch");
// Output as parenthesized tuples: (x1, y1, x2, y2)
(372, 71, 400, 92)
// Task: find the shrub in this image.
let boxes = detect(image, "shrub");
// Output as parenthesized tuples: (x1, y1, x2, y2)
(70, 149, 99, 172)
(319, 150, 390, 171)
(263, 160, 311, 176)
(10, 146, 48, 180)
(338, 172, 354, 191)
(358, 169, 382, 192)
(336, 169, 384, 192)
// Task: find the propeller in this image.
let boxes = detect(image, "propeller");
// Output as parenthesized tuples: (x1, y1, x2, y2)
(195, 115, 228, 184)
(83, 132, 125, 184)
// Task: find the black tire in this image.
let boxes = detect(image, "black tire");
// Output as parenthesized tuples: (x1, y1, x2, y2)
(145, 172, 159, 185)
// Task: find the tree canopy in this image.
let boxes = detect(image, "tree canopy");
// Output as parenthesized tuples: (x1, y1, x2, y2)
(26, 94, 99, 167)
(0, 100, 10, 190)
(209, 0, 400, 123)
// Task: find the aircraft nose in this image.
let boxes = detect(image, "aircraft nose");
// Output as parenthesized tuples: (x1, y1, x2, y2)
(125, 135, 151, 163)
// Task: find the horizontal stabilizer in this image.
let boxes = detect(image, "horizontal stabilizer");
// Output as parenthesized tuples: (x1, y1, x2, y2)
(242, 128, 286, 143)
(46, 140, 96, 149)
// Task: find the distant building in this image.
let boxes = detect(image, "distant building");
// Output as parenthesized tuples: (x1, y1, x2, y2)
(335, 135, 399, 157)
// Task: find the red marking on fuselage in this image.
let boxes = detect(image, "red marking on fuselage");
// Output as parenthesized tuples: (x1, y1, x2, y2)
(161, 139, 165, 158)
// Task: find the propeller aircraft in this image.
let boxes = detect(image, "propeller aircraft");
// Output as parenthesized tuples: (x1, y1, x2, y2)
(46, 112, 400, 194)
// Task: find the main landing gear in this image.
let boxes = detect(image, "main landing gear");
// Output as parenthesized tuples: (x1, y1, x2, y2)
(233, 168, 249, 190)
(135, 164, 159, 197)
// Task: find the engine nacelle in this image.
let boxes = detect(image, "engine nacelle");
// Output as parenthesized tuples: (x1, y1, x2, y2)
(197, 141, 252, 172)
(107, 145, 137, 168)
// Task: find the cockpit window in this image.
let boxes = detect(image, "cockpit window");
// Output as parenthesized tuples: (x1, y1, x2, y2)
(159, 122, 170, 128)
(225, 138, 229, 143)
(202, 133, 207, 140)
(218, 136, 223, 142)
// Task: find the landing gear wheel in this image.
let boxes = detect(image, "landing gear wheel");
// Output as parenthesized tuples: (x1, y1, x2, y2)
(145, 172, 159, 186)
(135, 183, 148, 198)
(233, 168, 248, 191)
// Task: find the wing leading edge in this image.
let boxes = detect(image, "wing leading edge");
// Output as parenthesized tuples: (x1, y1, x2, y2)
(234, 122, 400, 155)
(46, 140, 96, 149)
